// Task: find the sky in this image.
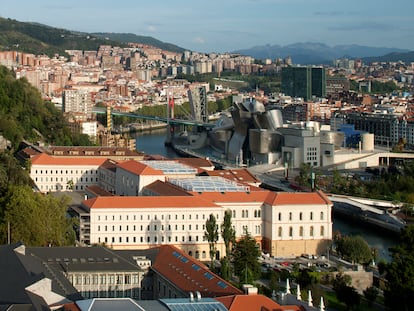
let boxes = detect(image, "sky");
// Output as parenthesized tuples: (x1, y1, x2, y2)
(2, 0, 414, 53)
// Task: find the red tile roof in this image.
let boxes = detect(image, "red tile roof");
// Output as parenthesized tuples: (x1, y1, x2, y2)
(265, 190, 332, 206)
(116, 160, 164, 175)
(152, 245, 243, 297)
(83, 196, 219, 209)
(202, 169, 260, 183)
(31, 153, 107, 166)
(143, 180, 193, 196)
(216, 294, 303, 311)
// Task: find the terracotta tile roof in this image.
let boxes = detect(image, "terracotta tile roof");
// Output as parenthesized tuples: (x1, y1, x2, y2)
(143, 180, 193, 196)
(85, 185, 114, 197)
(83, 196, 219, 209)
(152, 245, 243, 297)
(202, 169, 260, 183)
(216, 294, 303, 311)
(99, 159, 119, 171)
(116, 160, 164, 175)
(31, 153, 107, 166)
(265, 190, 332, 206)
(175, 157, 215, 170)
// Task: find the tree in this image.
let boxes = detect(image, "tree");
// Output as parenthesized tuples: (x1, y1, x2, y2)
(333, 272, 360, 310)
(363, 286, 379, 307)
(0, 185, 76, 246)
(383, 225, 414, 310)
(335, 235, 373, 265)
(204, 213, 218, 269)
(220, 210, 235, 279)
(221, 210, 235, 259)
(233, 231, 261, 284)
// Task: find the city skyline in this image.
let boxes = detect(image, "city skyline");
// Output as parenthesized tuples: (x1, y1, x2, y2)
(2, 0, 414, 54)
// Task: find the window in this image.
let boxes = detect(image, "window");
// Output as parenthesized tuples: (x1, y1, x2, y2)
(278, 213, 282, 221)
(289, 212, 292, 221)
(289, 227, 293, 237)
(299, 212, 303, 221)
(320, 212, 324, 220)
(320, 226, 325, 236)
(299, 226, 303, 237)
(310, 226, 314, 237)
(310, 212, 313, 221)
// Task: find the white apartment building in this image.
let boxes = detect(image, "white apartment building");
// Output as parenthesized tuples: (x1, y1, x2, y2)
(81, 121, 98, 139)
(30, 153, 107, 192)
(81, 189, 332, 258)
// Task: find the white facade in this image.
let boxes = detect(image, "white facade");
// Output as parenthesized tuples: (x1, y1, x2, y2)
(30, 153, 106, 192)
(82, 191, 332, 258)
(81, 121, 98, 139)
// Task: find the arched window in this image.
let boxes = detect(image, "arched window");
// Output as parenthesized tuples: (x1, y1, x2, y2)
(320, 226, 325, 236)
(278, 213, 282, 221)
(289, 227, 293, 237)
(310, 226, 314, 237)
(310, 212, 313, 221)
(299, 226, 303, 237)
(278, 227, 282, 237)
(320, 212, 324, 220)
(299, 212, 303, 221)
(258, 210, 261, 217)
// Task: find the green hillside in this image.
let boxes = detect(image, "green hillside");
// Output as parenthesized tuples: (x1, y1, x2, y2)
(0, 66, 91, 148)
(92, 32, 185, 53)
(0, 17, 185, 56)
(0, 17, 126, 56)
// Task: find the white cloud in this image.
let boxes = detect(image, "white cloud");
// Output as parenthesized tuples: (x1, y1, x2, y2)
(147, 25, 157, 32)
(193, 37, 205, 44)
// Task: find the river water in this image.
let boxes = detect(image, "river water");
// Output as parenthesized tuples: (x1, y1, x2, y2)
(134, 129, 398, 262)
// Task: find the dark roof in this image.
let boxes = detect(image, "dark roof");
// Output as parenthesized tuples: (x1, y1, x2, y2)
(27, 246, 141, 273)
(0, 243, 81, 305)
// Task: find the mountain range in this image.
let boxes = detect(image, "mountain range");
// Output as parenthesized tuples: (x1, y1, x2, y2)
(0, 17, 413, 64)
(234, 42, 412, 64)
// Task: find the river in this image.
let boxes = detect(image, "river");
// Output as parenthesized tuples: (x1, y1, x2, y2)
(134, 129, 398, 262)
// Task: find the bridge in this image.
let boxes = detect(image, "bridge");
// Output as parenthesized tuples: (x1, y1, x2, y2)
(92, 106, 216, 129)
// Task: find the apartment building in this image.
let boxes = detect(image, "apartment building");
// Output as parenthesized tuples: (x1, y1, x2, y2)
(79, 186, 332, 258)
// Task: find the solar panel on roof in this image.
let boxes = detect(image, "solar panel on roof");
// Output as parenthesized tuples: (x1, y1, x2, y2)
(159, 298, 228, 311)
(191, 264, 201, 271)
(141, 160, 198, 174)
(217, 281, 228, 289)
(169, 176, 250, 192)
(204, 272, 214, 280)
